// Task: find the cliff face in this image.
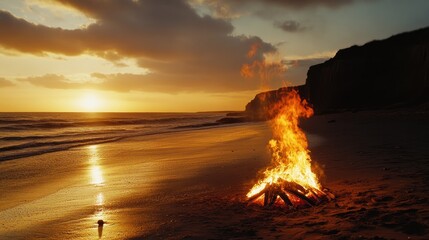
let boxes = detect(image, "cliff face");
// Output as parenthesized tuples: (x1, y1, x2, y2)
(307, 27, 429, 113)
(245, 27, 429, 119)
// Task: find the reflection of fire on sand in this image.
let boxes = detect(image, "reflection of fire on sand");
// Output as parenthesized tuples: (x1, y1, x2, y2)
(246, 90, 334, 208)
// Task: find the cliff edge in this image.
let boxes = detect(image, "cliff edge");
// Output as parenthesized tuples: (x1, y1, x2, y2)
(307, 26, 429, 113)
(245, 27, 429, 119)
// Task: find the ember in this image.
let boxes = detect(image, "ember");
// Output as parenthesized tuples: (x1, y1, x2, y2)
(247, 90, 334, 207)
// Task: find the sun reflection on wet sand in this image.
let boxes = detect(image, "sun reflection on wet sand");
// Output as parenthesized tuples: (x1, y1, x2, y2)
(88, 145, 106, 239)
(91, 166, 104, 186)
(89, 145, 104, 186)
(95, 192, 104, 217)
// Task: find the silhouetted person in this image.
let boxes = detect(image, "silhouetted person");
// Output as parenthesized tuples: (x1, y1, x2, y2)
(98, 219, 104, 239)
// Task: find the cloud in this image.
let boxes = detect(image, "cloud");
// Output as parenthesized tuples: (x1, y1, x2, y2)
(0, 0, 278, 93)
(208, 0, 368, 10)
(198, 0, 375, 20)
(0, 10, 87, 55)
(260, 0, 364, 8)
(274, 20, 307, 32)
(17, 74, 85, 89)
(18, 70, 269, 93)
(0, 78, 14, 88)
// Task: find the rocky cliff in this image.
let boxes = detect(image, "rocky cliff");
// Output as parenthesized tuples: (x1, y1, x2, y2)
(245, 26, 429, 118)
(307, 27, 429, 113)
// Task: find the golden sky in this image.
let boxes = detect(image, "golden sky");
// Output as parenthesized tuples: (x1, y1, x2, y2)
(0, 0, 428, 112)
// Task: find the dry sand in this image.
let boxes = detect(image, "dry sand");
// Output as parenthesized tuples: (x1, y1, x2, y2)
(0, 108, 428, 239)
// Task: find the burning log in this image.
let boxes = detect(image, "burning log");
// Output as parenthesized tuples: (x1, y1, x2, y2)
(247, 179, 334, 208)
(245, 90, 334, 209)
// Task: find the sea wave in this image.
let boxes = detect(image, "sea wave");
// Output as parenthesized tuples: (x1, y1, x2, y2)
(0, 112, 244, 161)
(0, 116, 211, 131)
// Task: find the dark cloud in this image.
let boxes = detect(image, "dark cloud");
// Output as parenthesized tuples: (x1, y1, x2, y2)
(0, 78, 14, 88)
(0, 10, 84, 55)
(0, 0, 277, 93)
(252, 0, 362, 8)
(274, 20, 307, 32)
(200, 0, 375, 20)
(209, 0, 368, 10)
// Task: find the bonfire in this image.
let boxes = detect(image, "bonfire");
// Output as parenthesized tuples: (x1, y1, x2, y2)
(247, 90, 334, 208)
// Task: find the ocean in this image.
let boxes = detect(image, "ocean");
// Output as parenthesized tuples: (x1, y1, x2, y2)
(0, 112, 231, 161)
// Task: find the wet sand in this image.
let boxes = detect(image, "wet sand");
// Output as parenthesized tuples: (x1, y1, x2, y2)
(0, 108, 428, 239)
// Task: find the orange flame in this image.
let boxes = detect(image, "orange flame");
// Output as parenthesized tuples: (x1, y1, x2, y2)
(241, 43, 285, 91)
(247, 42, 261, 58)
(240, 63, 254, 78)
(247, 90, 320, 200)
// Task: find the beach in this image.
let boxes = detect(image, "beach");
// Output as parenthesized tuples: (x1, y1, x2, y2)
(1, 1, 428, 239)
(0, 108, 428, 239)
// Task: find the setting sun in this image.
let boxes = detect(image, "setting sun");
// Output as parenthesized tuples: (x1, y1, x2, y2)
(80, 93, 102, 112)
